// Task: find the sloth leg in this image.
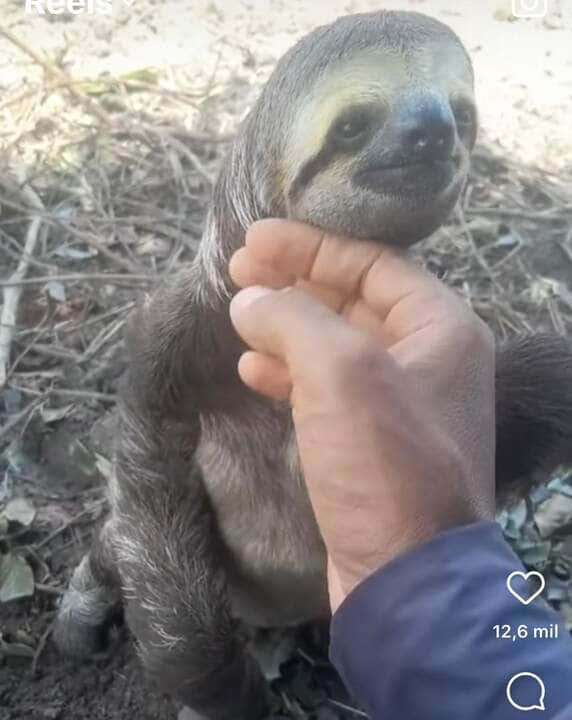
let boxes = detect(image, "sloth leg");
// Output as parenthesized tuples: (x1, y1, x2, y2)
(495, 333, 572, 504)
(94, 268, 270, 718)
(53, 519, 122, 657)
(112, 405, 270, 720)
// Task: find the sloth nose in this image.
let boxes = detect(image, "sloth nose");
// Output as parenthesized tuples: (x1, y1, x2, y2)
(400, 98, 456, 163)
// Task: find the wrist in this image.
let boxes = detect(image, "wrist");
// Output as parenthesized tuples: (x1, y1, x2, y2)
(328, 514, 486, 611)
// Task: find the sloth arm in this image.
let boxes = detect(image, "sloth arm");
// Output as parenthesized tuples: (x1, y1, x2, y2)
(111, 271, 270, 720)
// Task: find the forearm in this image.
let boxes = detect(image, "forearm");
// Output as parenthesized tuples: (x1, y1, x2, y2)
(330, 522, 572, 719)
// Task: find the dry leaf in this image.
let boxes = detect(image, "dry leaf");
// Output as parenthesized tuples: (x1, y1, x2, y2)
(0, 553, 35, 603)
(3, 498, 36, 527)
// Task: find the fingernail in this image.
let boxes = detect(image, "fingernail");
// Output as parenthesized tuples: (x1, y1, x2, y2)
(231, 286, 273, 311)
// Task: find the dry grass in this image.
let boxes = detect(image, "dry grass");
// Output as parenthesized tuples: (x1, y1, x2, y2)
(0, 32, 227, 427)
(423, 146, 572, 338)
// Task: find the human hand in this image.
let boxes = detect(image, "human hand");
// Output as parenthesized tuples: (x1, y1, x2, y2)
(229, 219, 495, 611)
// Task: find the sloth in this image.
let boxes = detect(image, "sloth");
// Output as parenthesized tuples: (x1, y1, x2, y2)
(54, 10, 572, 720)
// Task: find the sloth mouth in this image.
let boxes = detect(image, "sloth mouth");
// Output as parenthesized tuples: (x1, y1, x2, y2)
(356, 158, 457, 195)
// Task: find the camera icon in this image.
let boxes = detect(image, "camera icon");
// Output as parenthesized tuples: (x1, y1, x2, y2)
(512, 0, 548, 17)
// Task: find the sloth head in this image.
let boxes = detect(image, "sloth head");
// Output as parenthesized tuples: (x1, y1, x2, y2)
(236, 11, 477, 248)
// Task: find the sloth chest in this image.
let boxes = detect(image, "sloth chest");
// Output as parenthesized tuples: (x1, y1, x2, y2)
(194, 421, 327, 625)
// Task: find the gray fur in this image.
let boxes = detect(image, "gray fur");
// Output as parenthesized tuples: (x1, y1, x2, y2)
(54, 10, 572, 720)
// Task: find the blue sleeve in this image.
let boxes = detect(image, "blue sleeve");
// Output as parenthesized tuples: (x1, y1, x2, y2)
(330, 521, 572, 719)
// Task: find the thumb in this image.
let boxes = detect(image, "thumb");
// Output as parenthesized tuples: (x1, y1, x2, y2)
(230, 285, 371, 404)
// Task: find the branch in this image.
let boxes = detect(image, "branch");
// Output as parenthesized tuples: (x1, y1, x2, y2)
(0, 273, 153, 288)
(0, 182, 45, 390)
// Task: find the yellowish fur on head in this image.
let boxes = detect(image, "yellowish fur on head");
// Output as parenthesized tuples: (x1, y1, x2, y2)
(284, 52, 402, 184)
(281, 42, 473, 195)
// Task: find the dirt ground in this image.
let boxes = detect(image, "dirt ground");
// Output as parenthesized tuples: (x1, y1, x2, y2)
(1, 1, 572, 719)
(0, 642, 178, 720)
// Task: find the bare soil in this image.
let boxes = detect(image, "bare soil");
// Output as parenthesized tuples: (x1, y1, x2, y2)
(1, 638, 178, 720)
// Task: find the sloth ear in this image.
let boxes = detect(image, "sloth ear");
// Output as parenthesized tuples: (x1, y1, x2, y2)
(495, 334, 572, 506)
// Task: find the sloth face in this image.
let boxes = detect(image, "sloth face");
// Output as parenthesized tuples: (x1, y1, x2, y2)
(281, 36, 476, 247)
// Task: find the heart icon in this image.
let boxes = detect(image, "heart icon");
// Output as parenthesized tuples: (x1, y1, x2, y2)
(506, 571, 545, 605)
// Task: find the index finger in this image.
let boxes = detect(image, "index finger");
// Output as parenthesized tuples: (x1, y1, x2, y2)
(233, 219, 446, 321)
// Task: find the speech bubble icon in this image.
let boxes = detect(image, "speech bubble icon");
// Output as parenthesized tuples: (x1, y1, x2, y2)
(506, 672, 546, 712)
(507, 571, 545, 605)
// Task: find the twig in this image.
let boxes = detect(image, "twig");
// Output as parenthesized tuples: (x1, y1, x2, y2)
(61, 301, 135, 335)
(31, 620, 55, 675)
(20, 342, 82, 362)
(0, 637, 35, 660)
(0, 199, 145, 274)
(161, 131, 215, 185)
(35, 499, 107, 550)
(22, 485, 103, 502)
(49, 388, 117, 402)
(0, 229, 57, 271)
(11, 370, 62, 380)
(0, 273, 154, 288)
(455, 208, 503, 293)
(295, 647, 316, 666)
(328, 700, 368, 718)
(122, 123, 233, 145)
(0, 182, 44, 389)
(79, 318, 125, 364)
(10, 385, 117, 403)
(0, 23, 111, 127)
(558, 240, 572, 265)
(5, 323, 51, 383)
(15, 301, 135, 340)
(0, 398, 42, 443)
(467, 207, 571, 221)
(35, 583, 64, 596)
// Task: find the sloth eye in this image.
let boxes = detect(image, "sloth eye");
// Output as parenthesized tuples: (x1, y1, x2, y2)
(335, 118, 367, 139)
(455, 107, 473, 126)
(331, 109, 372, 146)
(450, 96, 477, 148)
(451, 99, 476, 128)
